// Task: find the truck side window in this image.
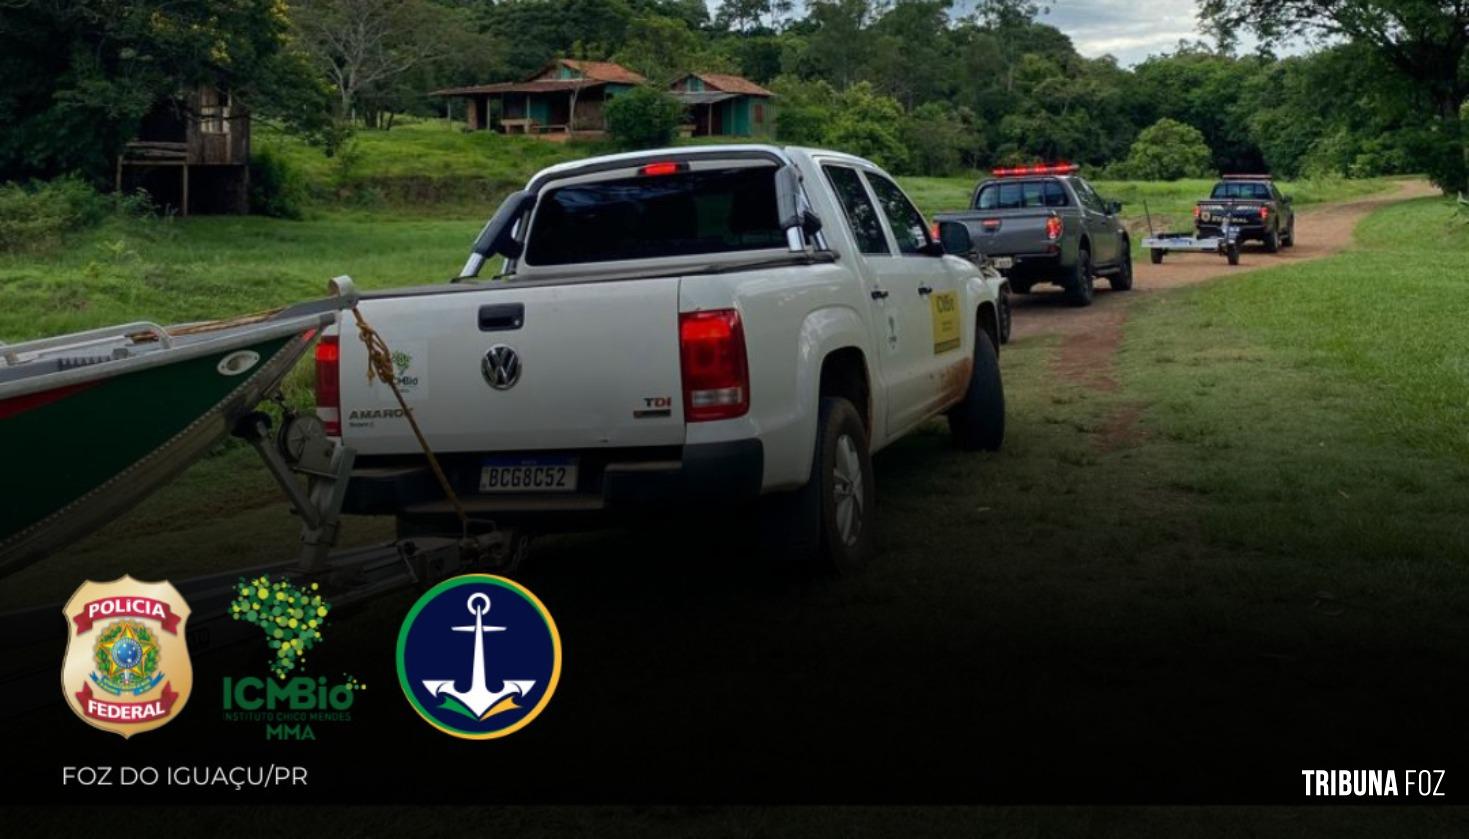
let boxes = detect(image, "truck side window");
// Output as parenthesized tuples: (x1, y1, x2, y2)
(823, 165, 890, 255)
(1044, 180, 1068, 207)
(1073, 178, 1104, 213)
(866, 173, 930, 255)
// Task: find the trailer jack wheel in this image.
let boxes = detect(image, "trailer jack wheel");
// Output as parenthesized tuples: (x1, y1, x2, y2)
(1226, 243, 1240, 266)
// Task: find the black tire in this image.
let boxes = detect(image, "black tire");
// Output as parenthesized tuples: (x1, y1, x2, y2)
(1226, 243, 1240, 265)
(997, 283, 1013, 344)
(1282, 220, 1295, 247)
(948, 328, 1005, 452)
(1066, 248, 1095, 306)
(762, 397, 874, 572)
(1263, 226, 1279, 253)
(1109, 245, 1134, 291)
(1150, 248, 1164, 265)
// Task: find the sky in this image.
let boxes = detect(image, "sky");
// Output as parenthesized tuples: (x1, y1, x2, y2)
(708, 0, 1313, 69)
(1042, 0, 1215, 66)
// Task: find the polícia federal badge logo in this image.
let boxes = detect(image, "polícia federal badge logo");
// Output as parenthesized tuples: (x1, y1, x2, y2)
(396, 574, 560, 739)
(62, 576, 192, 737)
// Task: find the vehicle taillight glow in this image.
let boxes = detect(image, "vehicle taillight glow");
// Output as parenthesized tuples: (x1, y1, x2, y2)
(1045, 215, 1062, 241)
(679, 309, 749, 422)
(930, 221, 941, 240)
(314, 335, 341, 436)
(640, 161, 686, 177)
(1193, 205, 1201, 220)
(991, 162, 1079, 177)
(1259, 205, 1270, 220)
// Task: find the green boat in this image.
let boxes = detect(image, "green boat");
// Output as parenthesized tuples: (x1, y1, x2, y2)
(0, 281, 357, 576)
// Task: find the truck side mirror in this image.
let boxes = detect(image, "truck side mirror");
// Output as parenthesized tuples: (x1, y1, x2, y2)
(937, 221, 974, 258)
(1283, 194, 1293, 204)
(1107, 200, 1123, 215)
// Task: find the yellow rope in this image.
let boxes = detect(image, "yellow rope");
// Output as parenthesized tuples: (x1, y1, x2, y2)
(348, 306, 470, 538)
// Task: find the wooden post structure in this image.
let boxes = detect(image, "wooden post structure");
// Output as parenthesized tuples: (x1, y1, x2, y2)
(181, 164, 189, 217)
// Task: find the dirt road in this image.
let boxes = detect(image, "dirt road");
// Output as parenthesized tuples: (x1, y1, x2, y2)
(1011, 179, 1437, 343)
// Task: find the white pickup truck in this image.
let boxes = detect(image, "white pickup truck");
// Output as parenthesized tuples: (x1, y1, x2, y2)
(317, 145, 1005, 569)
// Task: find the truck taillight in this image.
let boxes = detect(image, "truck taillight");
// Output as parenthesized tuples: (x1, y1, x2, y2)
(1193, 205, 1201, 219)
(679, 309, 749, 422)
(314, 335, 341, 436)
(1045, 216, 1062, 241)
(1259, 205, 1270, 220)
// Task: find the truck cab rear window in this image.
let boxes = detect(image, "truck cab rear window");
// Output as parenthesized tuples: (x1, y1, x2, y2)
(524, 166, 785, 265)
(1211, 182, 1271, 200)
(976, 180, 1068, 210)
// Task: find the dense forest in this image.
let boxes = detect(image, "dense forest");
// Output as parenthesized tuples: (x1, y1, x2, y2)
(1, 0, 1464, 189)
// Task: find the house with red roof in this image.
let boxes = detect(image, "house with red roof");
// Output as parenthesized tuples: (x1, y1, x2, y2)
(433, 59, 648, 137)
(668, 73, 775, 137)
(434, 60, 775, 139)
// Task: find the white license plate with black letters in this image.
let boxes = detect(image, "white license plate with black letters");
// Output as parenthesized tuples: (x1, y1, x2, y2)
(479, 456, 578, 493)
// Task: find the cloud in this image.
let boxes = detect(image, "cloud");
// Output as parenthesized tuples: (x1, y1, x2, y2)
(1041, 0, 1209, 65)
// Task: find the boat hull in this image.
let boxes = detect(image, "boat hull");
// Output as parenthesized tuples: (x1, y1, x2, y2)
(0, 330, 314, 575)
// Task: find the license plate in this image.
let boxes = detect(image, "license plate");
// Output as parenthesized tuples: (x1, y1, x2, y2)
(479, 456, 578, 493)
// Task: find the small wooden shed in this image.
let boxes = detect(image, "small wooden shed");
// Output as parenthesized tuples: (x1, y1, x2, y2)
(116, 86, 250, 215)
(668, 73, 774, 137)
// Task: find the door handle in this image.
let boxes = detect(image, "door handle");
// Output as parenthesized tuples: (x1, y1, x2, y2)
(918, 285, 933, 296)
(870, 289, 889, 300)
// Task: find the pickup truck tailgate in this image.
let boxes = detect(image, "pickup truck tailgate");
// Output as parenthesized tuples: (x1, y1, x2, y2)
(339, 278, 686, 455)
(940, 210, 1056, 255)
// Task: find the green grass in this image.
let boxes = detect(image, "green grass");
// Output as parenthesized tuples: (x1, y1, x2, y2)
(256, 117, 593, 185)
(0, 214, 483, 341)
(1109, 195, 1469, 619)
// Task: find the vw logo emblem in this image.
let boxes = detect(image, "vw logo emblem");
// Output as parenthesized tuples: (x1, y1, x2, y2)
(481, 345, 521, 390)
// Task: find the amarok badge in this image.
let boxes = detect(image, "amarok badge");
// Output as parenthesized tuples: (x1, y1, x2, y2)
(62, 576, 193, 737)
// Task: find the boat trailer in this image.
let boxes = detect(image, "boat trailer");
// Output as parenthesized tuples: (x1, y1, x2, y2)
(0, 277, 520, 718)
(1139, 200, 1244, 266)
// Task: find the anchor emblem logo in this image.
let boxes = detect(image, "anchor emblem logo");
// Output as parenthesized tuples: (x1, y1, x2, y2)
(421, 592, 536, 720)
(396, 574, 561, 739)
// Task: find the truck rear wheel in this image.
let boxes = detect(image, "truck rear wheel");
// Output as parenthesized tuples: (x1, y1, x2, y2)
(762, 396, 874, 572)
(1263, 227, 1279, 253)
(1066, 248, 1095, 306)
(948, 329, 1005, 452)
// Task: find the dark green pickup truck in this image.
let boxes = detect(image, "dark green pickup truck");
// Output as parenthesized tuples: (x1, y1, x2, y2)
(1193, 175, 1296, 252)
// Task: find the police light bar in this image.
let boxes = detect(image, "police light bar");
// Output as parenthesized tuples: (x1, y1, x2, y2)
(991, 162, 1079, 177)
(1221, 173, 1273, 180)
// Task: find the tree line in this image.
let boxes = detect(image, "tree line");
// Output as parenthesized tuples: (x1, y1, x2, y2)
(0, 0, 1464, 190)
